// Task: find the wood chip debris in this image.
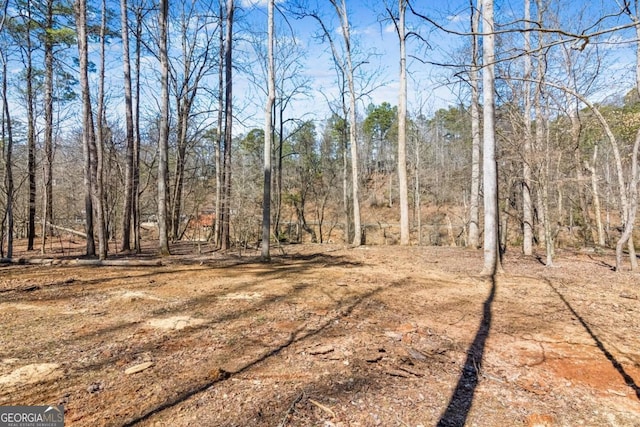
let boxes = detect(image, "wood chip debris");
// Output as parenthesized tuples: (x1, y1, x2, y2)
(124, 362, 154, 375)
(308, 345, 334, 355)
(385, 369, 410, 378)
(398, 365, 424, 377)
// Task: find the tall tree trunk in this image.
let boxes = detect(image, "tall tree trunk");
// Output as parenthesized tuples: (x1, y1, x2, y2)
(261, 0, 275, 260)
(220, 0, 234, 251)
(213, 0, 223, 248)
(330, 0, 361, 246)
(157, 0, 170, 255)
(25, 0, 37, 251)
(75, 0, 96, 257)
(1, 50, 14, 258)
(480, 0, 501, 275)
(133, 6, 142, 252)
(522, 0, 534, 255)
(468, 0, 481, 249)
(397, 0, 409, 245)
(41, 0, 55, 254)
(94, 0, 108, 260)
(120, 0, 135, 252)
(534, 0, 547, 253)
(415, 131, 422, 245)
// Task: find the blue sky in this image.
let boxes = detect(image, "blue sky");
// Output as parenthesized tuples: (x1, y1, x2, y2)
(233, 0, 471, 134)
(6, 0, 636, 139)
(231, 0, 639, 134)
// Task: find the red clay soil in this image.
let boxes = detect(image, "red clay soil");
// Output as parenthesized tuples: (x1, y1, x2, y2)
(0, 241, 639, 426)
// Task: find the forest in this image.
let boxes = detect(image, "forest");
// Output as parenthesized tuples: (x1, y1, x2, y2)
(1, 1, 640, 425)
(0, 0, 640, 270)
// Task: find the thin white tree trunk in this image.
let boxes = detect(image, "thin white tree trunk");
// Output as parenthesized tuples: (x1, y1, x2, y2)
(120, 0, 135, 252)
(397, 0, 409, 245)
(94, 0, 108, 260)
(157, 0, 170, 255)
(522, 0, 534, 255)
(468, 0, 481, 249)
(481, 0, 501, 275)
(585, 146, 606, 246)
(329, 0, 361, 246)
(261, 0, 275, 260)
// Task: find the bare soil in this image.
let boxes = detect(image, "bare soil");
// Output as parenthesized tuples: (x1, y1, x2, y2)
(1, 241, 639, 426)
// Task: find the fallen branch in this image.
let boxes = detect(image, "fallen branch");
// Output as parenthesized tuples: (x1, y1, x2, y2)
(0, 258, 56, 265)
(46, 223, 87, 238)
(71, 259, 163, 267)
(308, 398, 335, 418)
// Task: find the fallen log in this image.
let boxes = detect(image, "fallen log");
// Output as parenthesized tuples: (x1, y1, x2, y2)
(71, 259, 163, 267)
(46, 223, 87, 238)
(0, 258, 57, 265)
(0, 258, 163, 267)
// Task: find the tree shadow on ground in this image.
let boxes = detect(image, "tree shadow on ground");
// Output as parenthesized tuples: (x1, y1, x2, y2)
(436, 274, 496, 427)
(545, 279, 640, 400)
(120, 283, 389, 426)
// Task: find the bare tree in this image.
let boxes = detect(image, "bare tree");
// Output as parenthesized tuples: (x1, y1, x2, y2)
(261, 0, 275, 260)
(94, 0, 109, 259)
(220, 0, 234, 250)
(157, 0, 170, 255)
(534, 0, 554, 266)
(132, 0, 148, 253)
(120, 0, 136, 252)
(542, 82, 636, 271)
(19, 0, 38, 251)
(41, 0, 55, 254)
(75, 0, 97, 256)
(481, 0, 501, 274)
(328, 0, 361, 246)
(169, 0, 219, 242)
(396, 0, 410, 245)
(213, 0, 223, 248)
(468, 0, 481, 249)
(1, 39, 14, 258)
(522, 0, 534, 256)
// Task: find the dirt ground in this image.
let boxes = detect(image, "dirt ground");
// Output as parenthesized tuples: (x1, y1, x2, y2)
(1, 240, 639, 427)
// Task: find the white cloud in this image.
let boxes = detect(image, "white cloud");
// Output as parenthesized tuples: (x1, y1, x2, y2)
(447, 14, 465, 24)
(384, 23, 397, 34)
